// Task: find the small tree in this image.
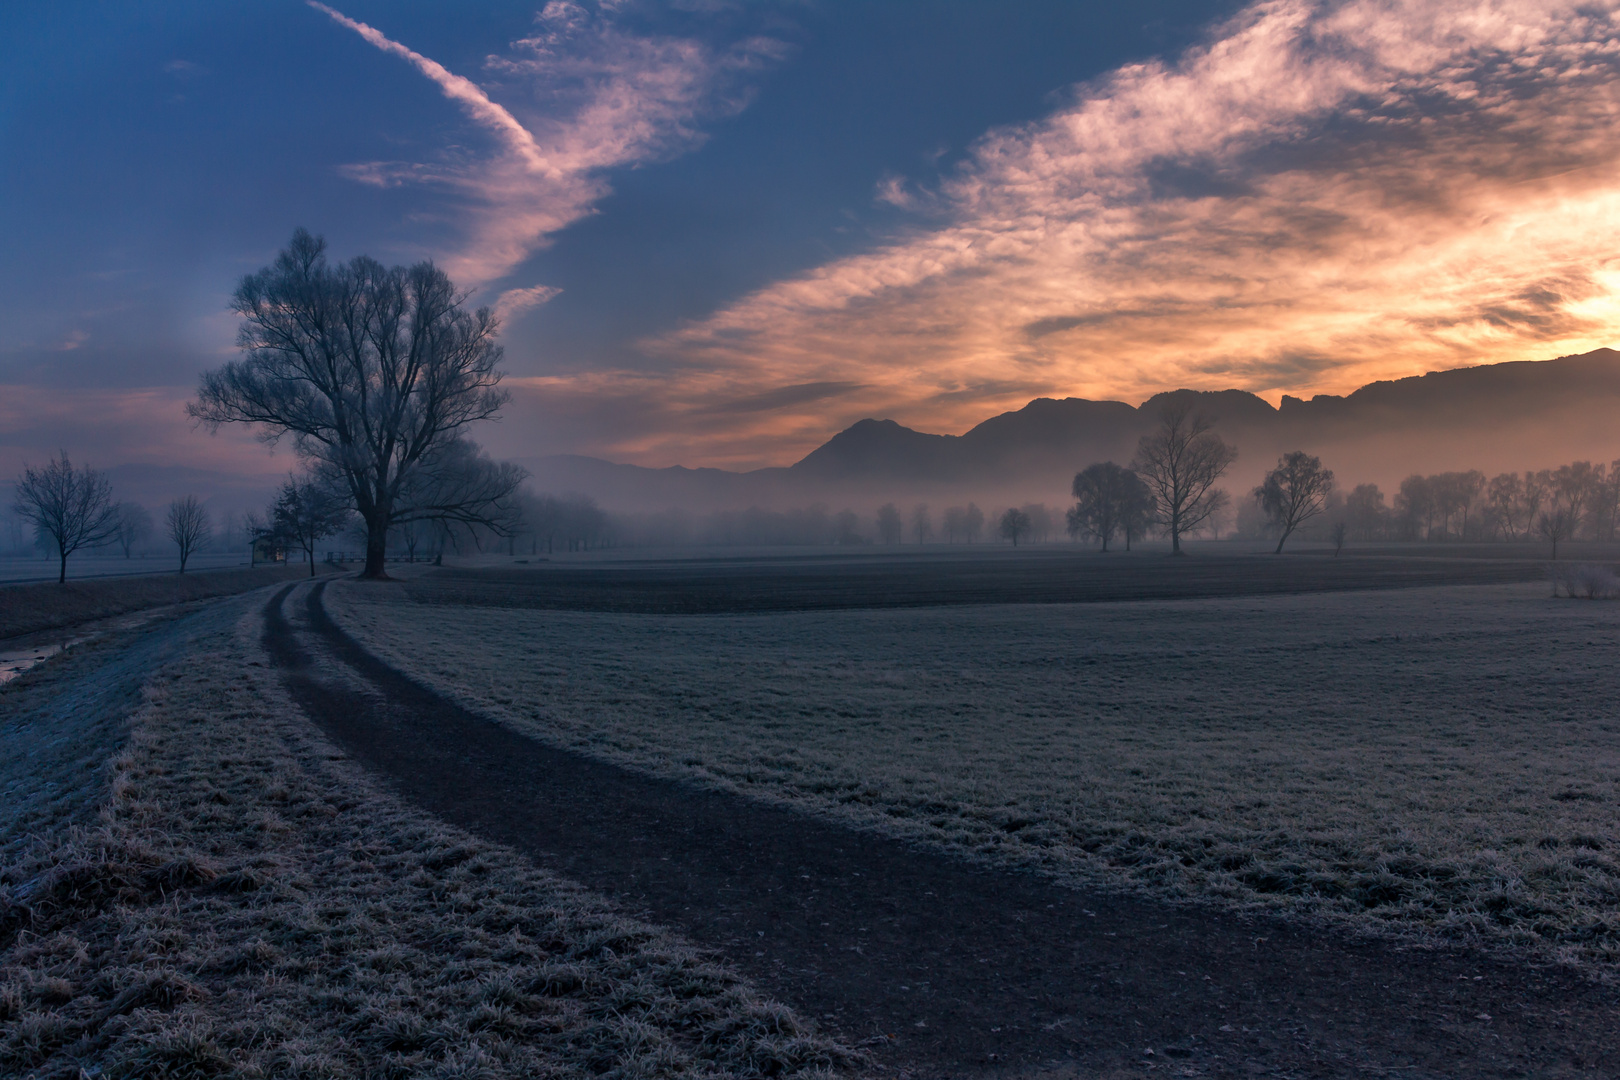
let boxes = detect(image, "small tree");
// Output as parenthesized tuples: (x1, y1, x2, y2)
(1345, 483, 1388, 541)
(273, 474, 351, 577)
(876, 502, 903, 544)
(910, 503, 933, 544)
(167, 495, 210, 573)
(999, 507, 1031, 546)
(1021, 503, 1053, 544)
(1255, 451, 1335, 554)
(1071, 461, 1142, 552)
(1330, 520, 1347, 557)
(964, 502, 985, 543)
(13, 451, 119, 583)
(111, 502, 153, 558)
(942, 505, 966, 543)
(1539, 506, 1575, 560)
(1132, 402, 1237, 555)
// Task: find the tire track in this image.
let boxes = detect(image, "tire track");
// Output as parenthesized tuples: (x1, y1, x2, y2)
(264, 580, 1619, 1079)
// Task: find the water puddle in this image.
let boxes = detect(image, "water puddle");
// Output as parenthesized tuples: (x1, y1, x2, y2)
(0, 642, 68, 683)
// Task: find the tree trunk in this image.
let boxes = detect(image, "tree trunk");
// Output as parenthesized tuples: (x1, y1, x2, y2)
(1274, 530, 1290, 555)
(1171, 522, 1183, 555)
(363, 513, 390, 579)
(58, 550, 67, 584)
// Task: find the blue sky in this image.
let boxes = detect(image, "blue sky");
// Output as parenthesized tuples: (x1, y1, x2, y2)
(4, 0, 1620, 482)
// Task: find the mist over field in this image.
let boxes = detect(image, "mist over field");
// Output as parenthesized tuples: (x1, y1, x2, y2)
(11, 2, 1620, 1078)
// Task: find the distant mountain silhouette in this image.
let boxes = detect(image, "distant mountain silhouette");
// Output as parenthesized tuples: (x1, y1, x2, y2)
(527, 349, 1620, 510)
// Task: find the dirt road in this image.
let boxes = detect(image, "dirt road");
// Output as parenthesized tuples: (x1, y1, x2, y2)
(266, 579, 1619, 1078)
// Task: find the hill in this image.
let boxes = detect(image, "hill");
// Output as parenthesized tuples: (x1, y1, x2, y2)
(525, 349, 1620, 511)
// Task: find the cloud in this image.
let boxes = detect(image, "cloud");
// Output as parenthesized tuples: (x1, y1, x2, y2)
(312, 1, 783, 290)
(493, 283, 563, 324)
(569, 0, 1620, 465)
(874, 173, 917, 210)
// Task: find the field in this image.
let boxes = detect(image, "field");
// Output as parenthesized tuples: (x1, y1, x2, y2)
(0, 563, 330, 642)
(0, 589, 851, 1079)
(327, 552, 1620, 965)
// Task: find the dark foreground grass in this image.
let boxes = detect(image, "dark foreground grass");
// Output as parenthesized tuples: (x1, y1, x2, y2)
(0, 565, 335, 642)
(0, 600, 855, 1079)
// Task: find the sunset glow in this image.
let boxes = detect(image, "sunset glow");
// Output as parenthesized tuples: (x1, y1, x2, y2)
(6, 1, 1620, 480)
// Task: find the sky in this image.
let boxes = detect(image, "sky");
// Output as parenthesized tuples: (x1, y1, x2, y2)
(4, 0, 1620, 485)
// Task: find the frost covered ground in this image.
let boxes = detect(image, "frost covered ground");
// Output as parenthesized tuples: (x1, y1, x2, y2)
(0, 589, 851, 1079)
(330, 577, 1620, 964)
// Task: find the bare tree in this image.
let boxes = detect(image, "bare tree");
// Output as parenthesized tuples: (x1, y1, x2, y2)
(1344, 483, 1386, 541)
(13, 451, 119, 583)
(1021, 503, 1053, 544)
(1118, 473, 1155, 551)
(166, 495, 210, 573)
(1330, 520, 1347, 556)
(1539, 506, 1575, 560)
(273, 474, 351, 577)
(943, 505, 966, 543)
(1485, 473, 1525, 540)
(1132, 402, 1237, 555)
(964, 502, 985, 543)
(1553, 462, 1600, 539)
(876, 502, 903, 544)
(1071, 462, 1146, 552)
(189, 230, 516, 579)
(910, 503, 933, 544)
(112, 502, 153, 558)
(1254, 451, 1335, 554)
(999, 507, 1031, 546)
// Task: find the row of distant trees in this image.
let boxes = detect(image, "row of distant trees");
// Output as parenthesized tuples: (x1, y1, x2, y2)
(1323, 464, 1620, 546)
(8, 453, 226, 582)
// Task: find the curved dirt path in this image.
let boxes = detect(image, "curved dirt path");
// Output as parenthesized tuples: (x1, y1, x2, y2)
(268, 580, 1618, 1079)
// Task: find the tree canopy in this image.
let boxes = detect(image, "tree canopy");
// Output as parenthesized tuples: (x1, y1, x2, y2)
(190, 229, 521, 578)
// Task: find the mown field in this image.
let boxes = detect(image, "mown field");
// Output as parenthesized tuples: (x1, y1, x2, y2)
(329, 560, 1620, 965)
(0, 591, 851, 1079)
(404, 549, 1545, 613)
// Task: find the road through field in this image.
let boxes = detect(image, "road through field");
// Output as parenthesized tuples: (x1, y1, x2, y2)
(269, 579, 1620, 1079)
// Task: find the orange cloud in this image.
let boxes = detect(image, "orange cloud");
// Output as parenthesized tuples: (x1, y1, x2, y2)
(545, 0, 1620, 468)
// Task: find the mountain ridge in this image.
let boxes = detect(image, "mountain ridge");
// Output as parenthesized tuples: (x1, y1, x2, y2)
(525, 349, 1620, 510)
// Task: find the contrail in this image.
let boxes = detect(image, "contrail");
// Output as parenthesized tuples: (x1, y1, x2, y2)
(307, 2, 556, 179)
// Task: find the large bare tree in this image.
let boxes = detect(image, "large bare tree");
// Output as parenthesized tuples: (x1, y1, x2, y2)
(1132, 402, 1237, 554)
(1255, 451, 1335, 554)
(13, 451, 119, 583)
(189, 230, 517, 578)
(166, 495, 210, 573)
